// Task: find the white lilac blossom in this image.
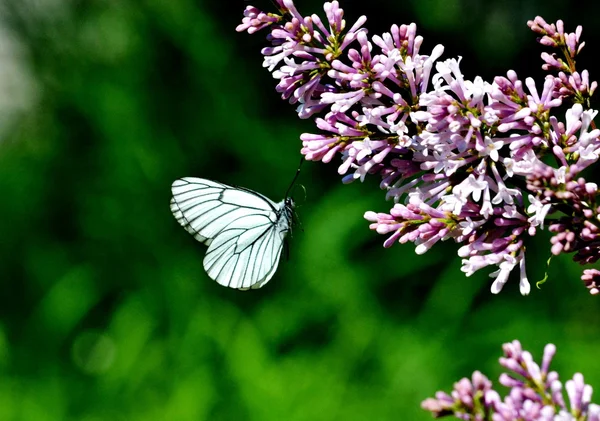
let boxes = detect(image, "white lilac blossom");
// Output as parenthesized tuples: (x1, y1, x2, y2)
(422, 340, 600, 421)
(238, 3, 600, 295)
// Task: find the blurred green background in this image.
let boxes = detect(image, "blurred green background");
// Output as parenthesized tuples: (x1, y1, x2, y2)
(1, 0, 600, 420)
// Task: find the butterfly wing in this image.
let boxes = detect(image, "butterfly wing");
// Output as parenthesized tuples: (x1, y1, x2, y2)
(170, 177, 278, 244)
(203, 211, 286, 289)
(170, 177, 290, 289)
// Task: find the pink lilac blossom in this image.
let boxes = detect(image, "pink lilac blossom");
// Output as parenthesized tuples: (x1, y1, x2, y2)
(237, 2, 600, 295)
(422, 340, 600, 420)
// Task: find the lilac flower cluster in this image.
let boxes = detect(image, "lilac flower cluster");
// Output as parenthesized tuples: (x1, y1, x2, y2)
(421, 340, 600, 420)
(237, 2, 600, 294)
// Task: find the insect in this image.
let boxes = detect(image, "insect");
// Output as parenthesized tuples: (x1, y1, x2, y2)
(170, 174, 299, 290)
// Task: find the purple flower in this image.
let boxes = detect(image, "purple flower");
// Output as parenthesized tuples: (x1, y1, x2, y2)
(581, 269, 600, 295)
(238, 1, 367, 118)
(421, 371, 494, 420)
(527, 17, 583, 68)
(236, 6, 282, 34)
(423, 341, 600, 420)
(239, 2, 600, 294)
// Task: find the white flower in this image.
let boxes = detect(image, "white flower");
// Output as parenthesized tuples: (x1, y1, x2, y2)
(457, 174, 488, 202)
(587, 403, 600, 420)
(490, 256, 517, 294)
(480, 136, 504, 161)
(508, 149, 540, 176)
(502, 204, 524, 220)
(554, 166, 567, 184)
(458, 217, 485, 236)
(480, 186, 494, 219)
(503, 157, 515, 178)
(440, 192, 467, 215)
(321, 90, 366, 113)
(519, 251, 530, 295)
(527, 194, 551, 229)
(565, 103, 584, 134)
(492, 181, 521, 205)
(581, 144, 600, 160)
(578, 108, 600, 147)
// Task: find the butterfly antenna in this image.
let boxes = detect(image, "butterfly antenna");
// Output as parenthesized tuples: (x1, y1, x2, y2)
(284, 157, 304, 199)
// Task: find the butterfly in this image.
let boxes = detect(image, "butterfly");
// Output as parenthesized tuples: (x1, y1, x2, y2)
(170, 177, 297, 290)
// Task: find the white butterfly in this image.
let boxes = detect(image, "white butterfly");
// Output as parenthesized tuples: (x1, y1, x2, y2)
(170, 177, 296, 290)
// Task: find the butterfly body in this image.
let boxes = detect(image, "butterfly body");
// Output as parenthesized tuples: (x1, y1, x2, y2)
(170, 177, 295, 290)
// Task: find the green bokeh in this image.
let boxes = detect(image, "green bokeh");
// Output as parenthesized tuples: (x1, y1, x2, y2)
(1, 1, 600, 420)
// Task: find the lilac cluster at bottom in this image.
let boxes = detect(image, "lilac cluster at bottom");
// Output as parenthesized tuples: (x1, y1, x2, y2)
(422, 341, 600, 420)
